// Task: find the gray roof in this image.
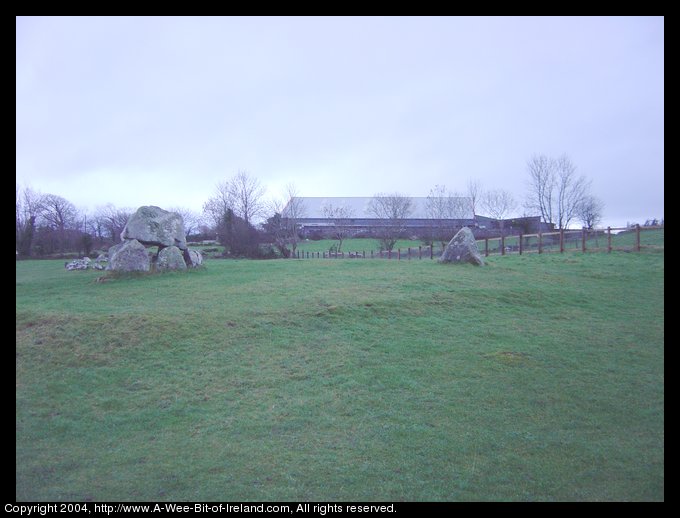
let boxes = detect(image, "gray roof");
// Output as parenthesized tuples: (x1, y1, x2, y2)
(283, 196, 474, 220)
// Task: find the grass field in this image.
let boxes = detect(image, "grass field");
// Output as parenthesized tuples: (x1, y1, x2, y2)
(16, 251, 664, 501)
(294, 228, 664, 257)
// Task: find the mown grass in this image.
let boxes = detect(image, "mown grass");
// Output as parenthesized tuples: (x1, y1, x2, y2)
(16, 252, 664, 501)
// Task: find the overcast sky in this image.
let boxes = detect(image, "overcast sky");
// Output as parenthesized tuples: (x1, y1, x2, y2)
(16, 16, 663, 227)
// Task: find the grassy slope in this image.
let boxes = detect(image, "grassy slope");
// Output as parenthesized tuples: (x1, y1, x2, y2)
(16, 252, 664, 501)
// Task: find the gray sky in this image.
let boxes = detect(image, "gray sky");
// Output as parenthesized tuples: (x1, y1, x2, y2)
(16, 16, 664, 227)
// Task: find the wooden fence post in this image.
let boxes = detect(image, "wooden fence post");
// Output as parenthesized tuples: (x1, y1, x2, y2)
(560, 229, 565, 253)
(538, 232, 543, 254)
(501, 235, 505, 256)
(398, 248, 401, 260)
(519, 234, 523, 255)
(582, 227, 587, 253)
(607, 227, 612, 253)
(430, 245, 433, 260)
(485, 238, 489, 257)
(636, 224, 641, 251)
(419, 245, 422, 259)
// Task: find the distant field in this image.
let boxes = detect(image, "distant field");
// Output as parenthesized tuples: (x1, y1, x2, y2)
(296, 238, 422, 255)
(16, 251, 664, 501)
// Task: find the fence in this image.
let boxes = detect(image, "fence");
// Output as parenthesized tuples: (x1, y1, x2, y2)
(291, 225, 664, 260)
(478, 225, 664, 257)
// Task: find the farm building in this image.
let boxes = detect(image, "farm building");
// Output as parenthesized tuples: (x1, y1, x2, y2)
(281, 196, 550, 239)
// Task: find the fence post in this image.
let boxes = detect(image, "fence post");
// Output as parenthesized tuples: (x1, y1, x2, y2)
(519, 234, 523, 255)
(388, 250, 391, 260)
(582, 227, 587, 253)
(607, 227, 612, 253)
(485, 238, 489, 257)
(501, 235, 505, 256)
(560, 229, 565, 253)
(398, 248, 401, 260)
(430, 244, 433, 260)
(419, 245, 422, 259)
(636, 224, 641, 251)
(538, 232, 543, 254)
(371, 250, 374, 259)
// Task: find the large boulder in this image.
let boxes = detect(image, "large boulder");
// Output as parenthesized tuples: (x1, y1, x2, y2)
(121, 206, 187, 250)
(108, 239, 151, 272)
(439, 227, 484, 266)
(157, 246, 187, 271)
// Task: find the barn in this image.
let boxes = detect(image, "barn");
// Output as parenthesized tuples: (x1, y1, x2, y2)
(282, 196, 474, 239)
(281, 196, 551, 239)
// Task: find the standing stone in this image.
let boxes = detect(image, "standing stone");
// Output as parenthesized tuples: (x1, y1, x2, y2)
(439, 227, 485, 266)
(120, 206, 187, 250)
(186, 249, 203, 267)
(157, 245, 187, 271)
(105, 243, 123, 270)
(93, 253, 108, 270)
(108, 239, 151, 272)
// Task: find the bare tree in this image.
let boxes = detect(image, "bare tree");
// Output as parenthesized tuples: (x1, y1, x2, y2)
(426, 185, 471, 220)
(279, 183, 306, 256)
(16, 185, 41, 257)
(228, 170, 266, 225)
(169, 206, 202, 237)
(37, 194, 80, 252)
(482, 189, 518, 232)
(322, 202, 354, 252)
(466, 179, 484, 219)
(555, 154, 590, 230)
(38, 194, 78, 231)
(525, 154, 555, 226)
(203, 170, 266, 232)
(264, 184, 306, 257)
(426, 185, 472, 247)
(95, 204, 133, 243)
(577, 195, 604, 229)
(367, 192, 413, 251)
(525, 153, 590, 229)
(203, 180, 233, 230)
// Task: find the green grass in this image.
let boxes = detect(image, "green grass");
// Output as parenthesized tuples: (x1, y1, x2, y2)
(16, 252, 664, 501)
(296, 238, 425, 255)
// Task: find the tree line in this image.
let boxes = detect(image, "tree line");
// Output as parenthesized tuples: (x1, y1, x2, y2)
(17, 153, 608, 259)
(15, 188, 205, 259)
